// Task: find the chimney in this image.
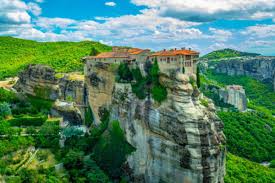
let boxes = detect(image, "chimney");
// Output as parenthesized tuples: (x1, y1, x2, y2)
(174, 48, 177, 50)
(181, 47, 185, 50)
(163, 49, 166, 51)
(189, 48, 191, 51)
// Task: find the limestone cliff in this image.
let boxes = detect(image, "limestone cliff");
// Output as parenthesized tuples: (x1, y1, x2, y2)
(219, 85, 247, 111)
(86, 62, 226, 183)
(14, 64, 86, 124)
(213, 56, 275, 90)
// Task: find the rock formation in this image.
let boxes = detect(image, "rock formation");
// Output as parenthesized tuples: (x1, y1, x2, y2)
(86, 62, 226, 183)
(219, 85, 247, 111)
(14, 64, 87, 124)
(214, 56, 275, 90)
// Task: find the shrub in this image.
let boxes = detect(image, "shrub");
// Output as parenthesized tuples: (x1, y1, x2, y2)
(270, 160, 275, 168)
(93, 120, 135, 179)
(117, 63, 133, 82)
(8, 115, 47, 127)
(152, 85, 167, 103)
(200, 98, 209, 107)
(0, 102, 11, 119)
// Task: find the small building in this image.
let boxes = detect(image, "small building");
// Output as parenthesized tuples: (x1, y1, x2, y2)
(84, 47, 150, 64)
(149, 48, 199, 75)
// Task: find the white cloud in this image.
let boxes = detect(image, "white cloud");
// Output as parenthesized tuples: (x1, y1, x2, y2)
(242, 24, 275, 38)
(28, 2, 42, 16)
(131, 0, 275, 22)
(209, 28, 232, 42)
(105, 2, 116, 7)
(35, 17, 76, 30)
(35, 0, 44, 3)
(0, 0, 30, 24)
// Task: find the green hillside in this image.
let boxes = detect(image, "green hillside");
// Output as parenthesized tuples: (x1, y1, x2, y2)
(201, 48, 260, 60)
(225, 153, 275, 183)
(0, 36, 112, 80)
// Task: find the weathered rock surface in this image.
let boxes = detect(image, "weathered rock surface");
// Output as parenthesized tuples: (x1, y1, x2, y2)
(14, 64, 87, 124)
(85, 61, 226, 183)
(106, 73, 226, 183)
(219, 85, 247, 111)
(214, 56, 275, 90)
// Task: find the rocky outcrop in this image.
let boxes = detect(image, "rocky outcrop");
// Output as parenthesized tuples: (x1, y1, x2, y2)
(14, 64, 59, 100)
(219, 85, 247, 111)
(51, 100, 83, 126)
(109, 73, 226, 183)
(214, 56, 275, 90)
(14, 64, 87, 124)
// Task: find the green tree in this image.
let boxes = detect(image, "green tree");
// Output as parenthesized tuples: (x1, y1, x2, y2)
(0, 102, 11, 119)
(90, 47, 100, 56)
(93, 120, 135, 179)
(117, 63, 133, 82)
(196, 66, 201, 88)
(150, 58, 160, 84)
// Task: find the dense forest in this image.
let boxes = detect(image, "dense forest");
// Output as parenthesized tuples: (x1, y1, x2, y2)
(0, 37, 111, 79)
(201, 48, 260, 60)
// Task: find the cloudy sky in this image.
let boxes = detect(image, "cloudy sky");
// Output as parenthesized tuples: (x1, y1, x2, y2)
(1, 0, 275, 55)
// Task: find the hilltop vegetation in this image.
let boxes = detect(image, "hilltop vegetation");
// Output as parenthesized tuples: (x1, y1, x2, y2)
(225, 153, 275, 183)
(0, 36, 111, 80)
(201, 48, 260, 60)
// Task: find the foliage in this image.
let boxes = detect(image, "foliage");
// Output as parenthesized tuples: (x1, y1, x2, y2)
(8, 115, 47, 127)
(63, 150, 110, 183)
(93, 120, 135, 179)
(0, 88, 18, 103)
(218, 111, 274, 162)
(117, 63, 133, 82)
(206, 71, 275, 115)
(151, 85, 167, 103)
(225, 153, 275, 183)
(199, 98, 209, 107)
(0, 36, 111, 79)
(90, 47, 100, 56)
(36, 120, 60, 149)
(0, 102, 11, 119)
(270, 160, 275, 168)
(196, 67, 200, 88)
(201, 48, 260, 60)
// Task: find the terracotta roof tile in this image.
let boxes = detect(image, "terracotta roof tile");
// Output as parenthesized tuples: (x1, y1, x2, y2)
(151, 49, 199, 56)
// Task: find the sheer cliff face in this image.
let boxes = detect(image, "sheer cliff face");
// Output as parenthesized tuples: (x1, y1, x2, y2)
(214, 57, 275, 90)
(87, 62, 226, 183)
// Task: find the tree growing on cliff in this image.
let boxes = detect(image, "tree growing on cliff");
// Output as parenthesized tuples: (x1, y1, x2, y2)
(117, 63, 133, 82)
(90, 47, 100, 56)
(196, 67, 201, 88)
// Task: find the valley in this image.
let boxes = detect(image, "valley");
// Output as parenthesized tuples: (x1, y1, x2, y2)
(0, 38, 274, 183)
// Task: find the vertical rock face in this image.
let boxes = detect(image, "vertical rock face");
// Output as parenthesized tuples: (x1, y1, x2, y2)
(14, 64, 60, 100)
(85, 62, 116, 123)
(110, 73, 226, 183)
(214, 57, 275, 90)
(219, 85, 247, 111)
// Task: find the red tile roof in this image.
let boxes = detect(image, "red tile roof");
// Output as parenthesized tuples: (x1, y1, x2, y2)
(151, 49, 199, 57)
(87, 48, 150, 59)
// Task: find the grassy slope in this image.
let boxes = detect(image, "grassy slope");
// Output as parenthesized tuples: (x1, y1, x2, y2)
(225, 153, 275, 183)
(201, 48, 260, 60)
(0, 36, 111, 79)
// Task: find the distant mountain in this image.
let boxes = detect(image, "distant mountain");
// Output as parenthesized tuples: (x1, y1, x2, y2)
(0, 36, 112, 80)
(201, 48, 261, 60)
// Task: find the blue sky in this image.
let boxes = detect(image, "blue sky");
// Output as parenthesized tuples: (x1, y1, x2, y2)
(1, 0, 275, 55)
